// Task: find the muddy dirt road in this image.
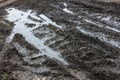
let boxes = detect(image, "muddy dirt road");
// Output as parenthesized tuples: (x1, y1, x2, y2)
(0, 0, 120, 80)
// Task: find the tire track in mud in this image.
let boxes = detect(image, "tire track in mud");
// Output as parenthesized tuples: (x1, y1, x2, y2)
(60, 2, 120, 49)
(71, 3, 120, 49)
(48, 1, 120, 79)
(2, 0, 120, 80)
(4, 7, 90, 80)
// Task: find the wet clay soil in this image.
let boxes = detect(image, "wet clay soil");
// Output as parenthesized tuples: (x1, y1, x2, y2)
(0, 0, 120, 80)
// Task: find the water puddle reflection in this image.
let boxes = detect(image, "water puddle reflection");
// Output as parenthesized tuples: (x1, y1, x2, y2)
(63, 3, 74, 14)
(77, 27, 120, 48)
(5, 8, 68, 65)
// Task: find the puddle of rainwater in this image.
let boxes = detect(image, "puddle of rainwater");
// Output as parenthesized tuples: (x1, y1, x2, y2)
(5, 8, 68, 65)
(12, 42, 49, 73)
(84, 18, 120, 33)
(63, 3, 74, 14)
(101, 16, 120, 27)
(77, 27, 120, 48)
(31, 67, 49, 73)
(89, 13, 120, 29)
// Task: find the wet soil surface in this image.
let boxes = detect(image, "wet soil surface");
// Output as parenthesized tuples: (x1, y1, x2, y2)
(0, 0, 120, 80)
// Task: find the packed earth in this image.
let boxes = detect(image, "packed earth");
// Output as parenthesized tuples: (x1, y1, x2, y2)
(0, 0, 120, 80)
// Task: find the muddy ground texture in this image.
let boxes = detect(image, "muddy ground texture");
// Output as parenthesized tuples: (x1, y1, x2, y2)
(0, 0, 120, 80)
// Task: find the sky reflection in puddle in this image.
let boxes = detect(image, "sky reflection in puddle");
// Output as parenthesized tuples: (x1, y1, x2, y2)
(5, 8, 68, 65)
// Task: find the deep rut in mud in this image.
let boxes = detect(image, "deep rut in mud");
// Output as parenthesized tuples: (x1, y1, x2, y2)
(0, 0, 120, 80)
